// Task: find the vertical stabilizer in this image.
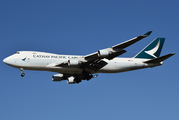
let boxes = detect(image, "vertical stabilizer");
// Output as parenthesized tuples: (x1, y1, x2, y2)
(134, 38, 165, 59)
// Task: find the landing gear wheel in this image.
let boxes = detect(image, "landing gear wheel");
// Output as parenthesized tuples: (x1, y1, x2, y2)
(82, 70, 92, 80)
(21, 73, 25, 77)
(86, 74, 93, 81)
(20, 68, 25, 77)
(75, 78, 81, 84)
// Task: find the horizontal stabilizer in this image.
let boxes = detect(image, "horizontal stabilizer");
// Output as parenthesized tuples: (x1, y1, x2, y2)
(144, 53, 175, 63)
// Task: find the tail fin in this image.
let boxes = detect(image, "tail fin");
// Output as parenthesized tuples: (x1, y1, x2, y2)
(134, 38, 165, 59)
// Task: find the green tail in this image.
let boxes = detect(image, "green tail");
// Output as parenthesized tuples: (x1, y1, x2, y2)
(134, 38, 165, 59)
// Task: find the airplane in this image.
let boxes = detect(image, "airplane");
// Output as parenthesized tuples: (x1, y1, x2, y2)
(3, 31, 175, 84)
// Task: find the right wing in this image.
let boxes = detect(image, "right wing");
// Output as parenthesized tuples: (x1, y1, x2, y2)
(84, 31, 152, 61)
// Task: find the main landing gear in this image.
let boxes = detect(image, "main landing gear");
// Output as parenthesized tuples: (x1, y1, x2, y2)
(20, 68, 25, 77)
(82, 70, 93, 81)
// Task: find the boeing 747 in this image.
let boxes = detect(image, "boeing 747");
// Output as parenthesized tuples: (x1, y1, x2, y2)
(3, 31, 175, 84)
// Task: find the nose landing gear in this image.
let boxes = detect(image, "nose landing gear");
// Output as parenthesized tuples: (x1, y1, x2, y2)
(20, 68, 25, 77)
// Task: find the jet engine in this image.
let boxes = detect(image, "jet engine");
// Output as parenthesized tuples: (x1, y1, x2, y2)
(67, 76, 77, 84)
(98, 49, 126, 60)
(52, 74, 66, 81)
(98, 49, 109, 58)
(68, 59, 79, 66)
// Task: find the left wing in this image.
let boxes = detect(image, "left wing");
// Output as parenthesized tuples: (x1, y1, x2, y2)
(81, 59, 108, 72)
(55, 58, 108, 72)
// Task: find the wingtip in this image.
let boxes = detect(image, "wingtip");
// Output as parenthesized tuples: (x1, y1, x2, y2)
(144, 31, 152, 36)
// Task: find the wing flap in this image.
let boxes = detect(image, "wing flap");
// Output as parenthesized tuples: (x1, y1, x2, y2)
(83, 59, 108, 71)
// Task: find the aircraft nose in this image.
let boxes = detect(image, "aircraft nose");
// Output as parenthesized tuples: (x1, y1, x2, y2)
(3, 56, 13, 65)
(3, 55, 18, 67)
(3, 57, 8, 64)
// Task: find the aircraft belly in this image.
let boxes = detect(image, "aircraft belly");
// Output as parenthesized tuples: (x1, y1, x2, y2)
(99, 61, 145, 73)
(20, 65, 83, 74)
(46, 66, 83, 74)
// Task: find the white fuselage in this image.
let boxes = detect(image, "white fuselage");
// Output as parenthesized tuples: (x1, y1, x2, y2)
(3, 51, 162, 74)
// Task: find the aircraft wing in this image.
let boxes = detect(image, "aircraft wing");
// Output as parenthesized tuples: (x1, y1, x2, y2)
(55, 31, 152, 72)
(55, 58, 108, 72)
(85, 31, 152, 60)
(81, 59, 108, 71)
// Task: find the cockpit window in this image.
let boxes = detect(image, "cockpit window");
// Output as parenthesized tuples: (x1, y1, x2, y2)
(15, 52, 20, 54)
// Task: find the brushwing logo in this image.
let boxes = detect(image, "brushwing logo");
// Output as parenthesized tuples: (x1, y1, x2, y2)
(145, 40, 160, 58)
(22, 57, 26, 61)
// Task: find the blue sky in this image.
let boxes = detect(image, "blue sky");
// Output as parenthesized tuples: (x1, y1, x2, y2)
(0, 0, 179, 120)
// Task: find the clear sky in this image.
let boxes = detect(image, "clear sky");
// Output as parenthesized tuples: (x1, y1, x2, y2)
(1, 0, 179, 120)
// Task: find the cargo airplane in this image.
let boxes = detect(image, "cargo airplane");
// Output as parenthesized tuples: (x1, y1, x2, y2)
(3, 31, 175, 84)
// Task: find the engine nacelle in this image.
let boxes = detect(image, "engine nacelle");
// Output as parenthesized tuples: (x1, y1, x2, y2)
(68, 59, 79, 66)
(52, 74, 66, 81)
(98, 49, 109, 58)
(67, 76, 76, 84)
